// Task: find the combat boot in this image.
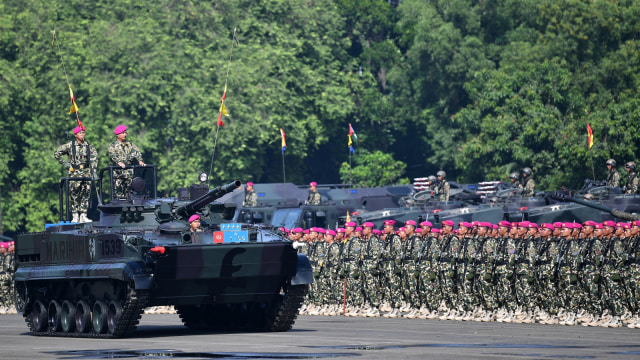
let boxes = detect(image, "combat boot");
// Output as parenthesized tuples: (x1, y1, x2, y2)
(71, 212, 80, 223)
(79, 212, 91, 223)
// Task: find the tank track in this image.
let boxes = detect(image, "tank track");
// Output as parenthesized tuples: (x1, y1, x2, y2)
(267, 284, 308, 332)
(24, 288, 149, 338)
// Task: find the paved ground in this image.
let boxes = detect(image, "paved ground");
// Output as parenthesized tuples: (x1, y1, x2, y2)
(2, 313, 640, 359)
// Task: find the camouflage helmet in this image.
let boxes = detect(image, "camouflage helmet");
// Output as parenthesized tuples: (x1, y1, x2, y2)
(436, 170, 446, 178)
(521, 167, 532, 176)
(606, 159, 616, 167)
(509, 172, 519, 180)
(428, 175, 437, 182)
(626, 162, 637, 171)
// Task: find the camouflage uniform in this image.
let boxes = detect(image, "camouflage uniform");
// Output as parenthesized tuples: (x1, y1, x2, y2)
(537, 236, 562, 314)
(362, 234, 383, 308)
(342, 236, 364, 308)
(325, 241, 344, 306)
(382, 233, 403, 309)
(624, 173, 639, 194)
(581, 235, 604, 315)
(494, 236, 517, 311)
(607, 170, 620, 188)
(418, 235, 441, 311)
(438, 234, 461, 309)
(602, 236, 629, 316)
(514, 235, 538, 311)
(557, 236, 583, 312)
(401, 234, 422, 309)
(307, 190, 322, 205)
(0, 253, 14, 309)
(626, 236, 640, 313)
(436, 181, 450, 202)
(476, 235, 498, 311)
(310, 240, 327, 306)
(458, 235, 480, 311)
(243, 190, 258, 207)
(520, 177, 535, 197)
(54, 140, 98, 214)
(108, 140, 143, 199)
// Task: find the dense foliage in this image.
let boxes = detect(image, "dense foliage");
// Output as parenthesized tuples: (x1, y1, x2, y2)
(2, 0, 640, 235)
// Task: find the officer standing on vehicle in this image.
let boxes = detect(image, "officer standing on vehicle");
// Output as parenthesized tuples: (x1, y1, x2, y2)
(54, 126, 98, 223)
(243, 182, 258, 207)
(108, 125, 146, 199)
(307, 181, 322, 205)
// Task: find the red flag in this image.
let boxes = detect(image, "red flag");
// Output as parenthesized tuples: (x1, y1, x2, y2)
(587, 123, 594, 149)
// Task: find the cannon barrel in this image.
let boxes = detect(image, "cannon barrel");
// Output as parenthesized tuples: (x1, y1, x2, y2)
(548, 191, 640, 221)
(175, 180, 241, 219)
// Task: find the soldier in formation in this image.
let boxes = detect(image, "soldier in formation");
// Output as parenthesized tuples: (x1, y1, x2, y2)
(296, 219, 640, 328)
(54, 126, 98, 223)
(0, 242, 16, 314)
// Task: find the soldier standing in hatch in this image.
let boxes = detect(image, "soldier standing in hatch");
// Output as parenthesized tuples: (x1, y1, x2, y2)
(307, 181, 322, 205)
(606, 159, 620, 188)
(520, 167, 535, 197)
(623, 162, 639, 194)
(54, 126, 98, 223)
(108, 125, 146, 199)
(243, 182, 258, 207)
(436, 171, 450, 201)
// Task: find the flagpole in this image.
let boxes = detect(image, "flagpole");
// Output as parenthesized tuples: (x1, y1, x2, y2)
(349, 150, 352, 185)
(590, 150, 595, 180)
(52, 30, 83, 129)
(208, 28, 238, 185)
(281, 150, 286, 184)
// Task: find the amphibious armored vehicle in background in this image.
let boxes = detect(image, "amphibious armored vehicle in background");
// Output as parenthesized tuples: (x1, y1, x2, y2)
(13, 165, 312, 338)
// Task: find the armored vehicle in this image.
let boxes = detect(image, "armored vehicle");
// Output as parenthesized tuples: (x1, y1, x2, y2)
(13, 166, 312, 338)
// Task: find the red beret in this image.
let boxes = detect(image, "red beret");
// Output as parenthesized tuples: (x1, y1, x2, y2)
(441, 220, 454, 227)
(384, 220, 396, 226)
(420, 221, 433, 227)
(405, 220, 417, 227)
(363, 222, 374, 228)
(188, 214, 201, 223)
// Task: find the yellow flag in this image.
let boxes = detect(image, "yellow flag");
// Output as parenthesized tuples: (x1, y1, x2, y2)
(220, 102, 229, 116)
(68, 86, 79, 114)
(69, 101, 79, 114)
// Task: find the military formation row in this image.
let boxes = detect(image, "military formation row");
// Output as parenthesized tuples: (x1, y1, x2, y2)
(53, 125, 146, 223)
(294, 219, 640, 328)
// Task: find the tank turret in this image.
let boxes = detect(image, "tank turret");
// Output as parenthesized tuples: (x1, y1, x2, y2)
(548, 191, 640, 221)
(175, 180, 241, 220)
(13, 167, 312, 338)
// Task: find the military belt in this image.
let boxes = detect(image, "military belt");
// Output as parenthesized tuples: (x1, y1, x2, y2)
(362, 256, 374, 260)
(70, 163, 90, 169)
(537, 260, 552, 265)
(343, 257, 355, 262)
(439, 257, 452, 262)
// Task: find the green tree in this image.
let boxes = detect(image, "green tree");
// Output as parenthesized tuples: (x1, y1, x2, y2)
(339, 150, 408, 187)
